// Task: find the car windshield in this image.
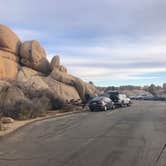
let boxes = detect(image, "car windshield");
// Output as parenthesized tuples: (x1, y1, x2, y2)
(91, 96, 106, 101)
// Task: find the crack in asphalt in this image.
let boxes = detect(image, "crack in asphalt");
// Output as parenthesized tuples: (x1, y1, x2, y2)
(156, 144, 166, 163)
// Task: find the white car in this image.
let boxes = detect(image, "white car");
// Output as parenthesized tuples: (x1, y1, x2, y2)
(104, 91, 132, 107)
(118, 94, 131, 106)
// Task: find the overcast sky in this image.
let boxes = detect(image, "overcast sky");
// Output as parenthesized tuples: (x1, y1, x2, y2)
(1, 0, 166, 86)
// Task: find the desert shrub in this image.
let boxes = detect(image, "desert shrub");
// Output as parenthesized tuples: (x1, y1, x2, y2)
(51, 98, 66, 110)
(2, 100, 32, 120)
(2, 95, 50, 120)
(50, 98, 83, 112)
(17, 84, 57, 110)
(31, 95, 50, 117)
(62, 103, 77, 112)
(28, 89, 66, 110)
(26, 89, 54, 100)
(59, 102, 84, 113)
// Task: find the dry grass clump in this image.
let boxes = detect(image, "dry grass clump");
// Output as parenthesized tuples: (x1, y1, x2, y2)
(1, 96, 49, 120)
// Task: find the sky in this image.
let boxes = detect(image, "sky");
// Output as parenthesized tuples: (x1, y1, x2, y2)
(1, 0, 166, 86)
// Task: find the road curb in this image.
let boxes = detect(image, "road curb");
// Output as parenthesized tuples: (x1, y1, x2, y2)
(0, 110, 85, 140)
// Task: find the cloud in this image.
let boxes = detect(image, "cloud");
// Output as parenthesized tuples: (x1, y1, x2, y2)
(1, 0, 166, 85)
(47, 34, 166, 84)
(13, 28, 44, 41)
(1, 0, 166, 35)
(68, 66, 166, 79)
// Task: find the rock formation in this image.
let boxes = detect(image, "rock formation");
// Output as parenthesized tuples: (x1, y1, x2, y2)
(50, 55, 60, 70)
(20, 40, 50, 74)
(50, 55, 67, 73)
(0, 24, 21, 55)
(0, 24, 98, 110)
(0, 50, 20, 79)
(0, 24, 21, 80)
(50, 55, 96, 101)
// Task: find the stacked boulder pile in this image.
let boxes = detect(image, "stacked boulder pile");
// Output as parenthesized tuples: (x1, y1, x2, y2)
(0, 24, 98, 115)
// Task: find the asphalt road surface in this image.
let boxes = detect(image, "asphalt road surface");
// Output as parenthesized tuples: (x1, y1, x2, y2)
(0, 101, 166, 166)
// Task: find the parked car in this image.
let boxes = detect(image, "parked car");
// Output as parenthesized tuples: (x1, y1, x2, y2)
(88, 96, 115, 111)
(152, 96, 166, 101)
(118, 94, 132, 106)
(104, 91, 132, 107)
(131, 94, 153, 100)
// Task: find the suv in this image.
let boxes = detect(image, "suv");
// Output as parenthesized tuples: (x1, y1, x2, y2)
(104, 91, 131, 107)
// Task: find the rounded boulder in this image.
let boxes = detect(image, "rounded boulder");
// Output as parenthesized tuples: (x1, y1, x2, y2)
(0, 56, 19, 80)
(0, 24, 21, 55)
(20, 40, 50, 74)
(0, 50, 19, 62)
(50, 55, 60, 71)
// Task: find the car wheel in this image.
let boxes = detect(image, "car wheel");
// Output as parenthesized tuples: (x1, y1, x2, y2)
(121, 101, 126, 107)
(90, 108, 94, 111)
(103, 106, 107, 111)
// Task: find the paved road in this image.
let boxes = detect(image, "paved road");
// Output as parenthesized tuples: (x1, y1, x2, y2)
(0, 101, 166, 166)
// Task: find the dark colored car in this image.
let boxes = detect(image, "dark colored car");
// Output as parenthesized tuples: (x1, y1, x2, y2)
(88, 96, 114, 111)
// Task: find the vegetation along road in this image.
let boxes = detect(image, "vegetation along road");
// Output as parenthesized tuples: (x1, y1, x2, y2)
(0, 101, 166, 166)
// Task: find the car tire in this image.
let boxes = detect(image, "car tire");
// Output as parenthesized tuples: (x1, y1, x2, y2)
(90, 108, 94, 111)
(121, 101, 126, 107)
(103, 106, 107, 111)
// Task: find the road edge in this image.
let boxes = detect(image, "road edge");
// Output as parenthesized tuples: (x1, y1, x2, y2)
(0, 110, 85, 140)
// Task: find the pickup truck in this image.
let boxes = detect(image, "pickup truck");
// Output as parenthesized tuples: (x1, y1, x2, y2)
(104, 91, 132, 107)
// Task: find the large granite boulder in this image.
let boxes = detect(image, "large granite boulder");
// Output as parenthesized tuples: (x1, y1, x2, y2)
(50, 69, 94, 101)
(59, 65, 67, 73)
(0, 24, 21, 55)
(49, 55, 97, 101)
(87, 83, 99, 97)
(0, 56, 19, 80)
(16, 67, 80, 101)
(20, 40, 50, 74)
(0, 50, 19, 62)
(44, 76, 80, 100)
(50, 55, 67, 73)
(50, 69, 75, 85)
(16, 66, 44, 82)
(50, 55, 60, 70)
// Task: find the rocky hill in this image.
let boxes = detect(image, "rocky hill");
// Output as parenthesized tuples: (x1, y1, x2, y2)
(0, 24, 98, 116)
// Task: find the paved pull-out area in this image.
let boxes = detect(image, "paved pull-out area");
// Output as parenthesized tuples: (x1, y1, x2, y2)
(0, 101, 166, 166)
